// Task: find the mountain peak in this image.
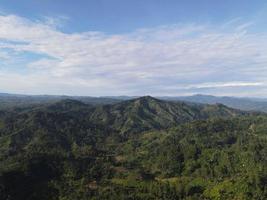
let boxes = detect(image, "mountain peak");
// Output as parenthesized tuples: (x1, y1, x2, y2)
(134, 96, 161, 102)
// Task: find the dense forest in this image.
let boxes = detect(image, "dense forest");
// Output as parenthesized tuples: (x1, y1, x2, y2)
(0, 96, 266, 200)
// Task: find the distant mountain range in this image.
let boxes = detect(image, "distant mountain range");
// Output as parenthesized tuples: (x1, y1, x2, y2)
(163, 94, 267, 112)
(0, 96, 249, 137)
(0, 93, 121, 109)
(1, 93, 267, 112)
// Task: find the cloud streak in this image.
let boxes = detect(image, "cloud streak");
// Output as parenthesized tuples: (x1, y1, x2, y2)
(0, 14, 266, 96)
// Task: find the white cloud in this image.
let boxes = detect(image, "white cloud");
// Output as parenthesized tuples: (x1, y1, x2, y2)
(0, 14, 266, 96)
(180, 81, 264, 89)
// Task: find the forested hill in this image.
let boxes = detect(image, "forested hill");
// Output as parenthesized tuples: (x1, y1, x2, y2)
(0, 93, 121, 110)
(166, 94, 267, 112)
(2, 93, 267, 113)
(86, 96, 249, 135)
(0, 97, 266, 200)
(0, 96, 249, 137)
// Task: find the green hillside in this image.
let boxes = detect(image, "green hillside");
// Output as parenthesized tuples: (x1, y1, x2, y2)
(0, 97, 266, 200)
(168, 94, 267, 113)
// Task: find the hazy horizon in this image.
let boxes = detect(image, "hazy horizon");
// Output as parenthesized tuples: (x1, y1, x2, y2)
(1, 91, 267, 100)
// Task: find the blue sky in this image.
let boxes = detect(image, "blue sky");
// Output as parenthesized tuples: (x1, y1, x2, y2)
(2, 0, 267, 33)
(0, 0, 267, 96)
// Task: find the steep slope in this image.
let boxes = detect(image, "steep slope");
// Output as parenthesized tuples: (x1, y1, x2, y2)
(0, 96, 249, 154)
(88, 96, 248, 135)
(0, 96, 250, 139)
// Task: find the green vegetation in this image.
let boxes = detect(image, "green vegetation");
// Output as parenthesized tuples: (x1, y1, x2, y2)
(0, 97, 266, 199)
(172, 94, 267, 113)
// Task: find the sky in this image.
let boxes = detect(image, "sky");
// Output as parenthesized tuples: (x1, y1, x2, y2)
(0, 0, 267, 97)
